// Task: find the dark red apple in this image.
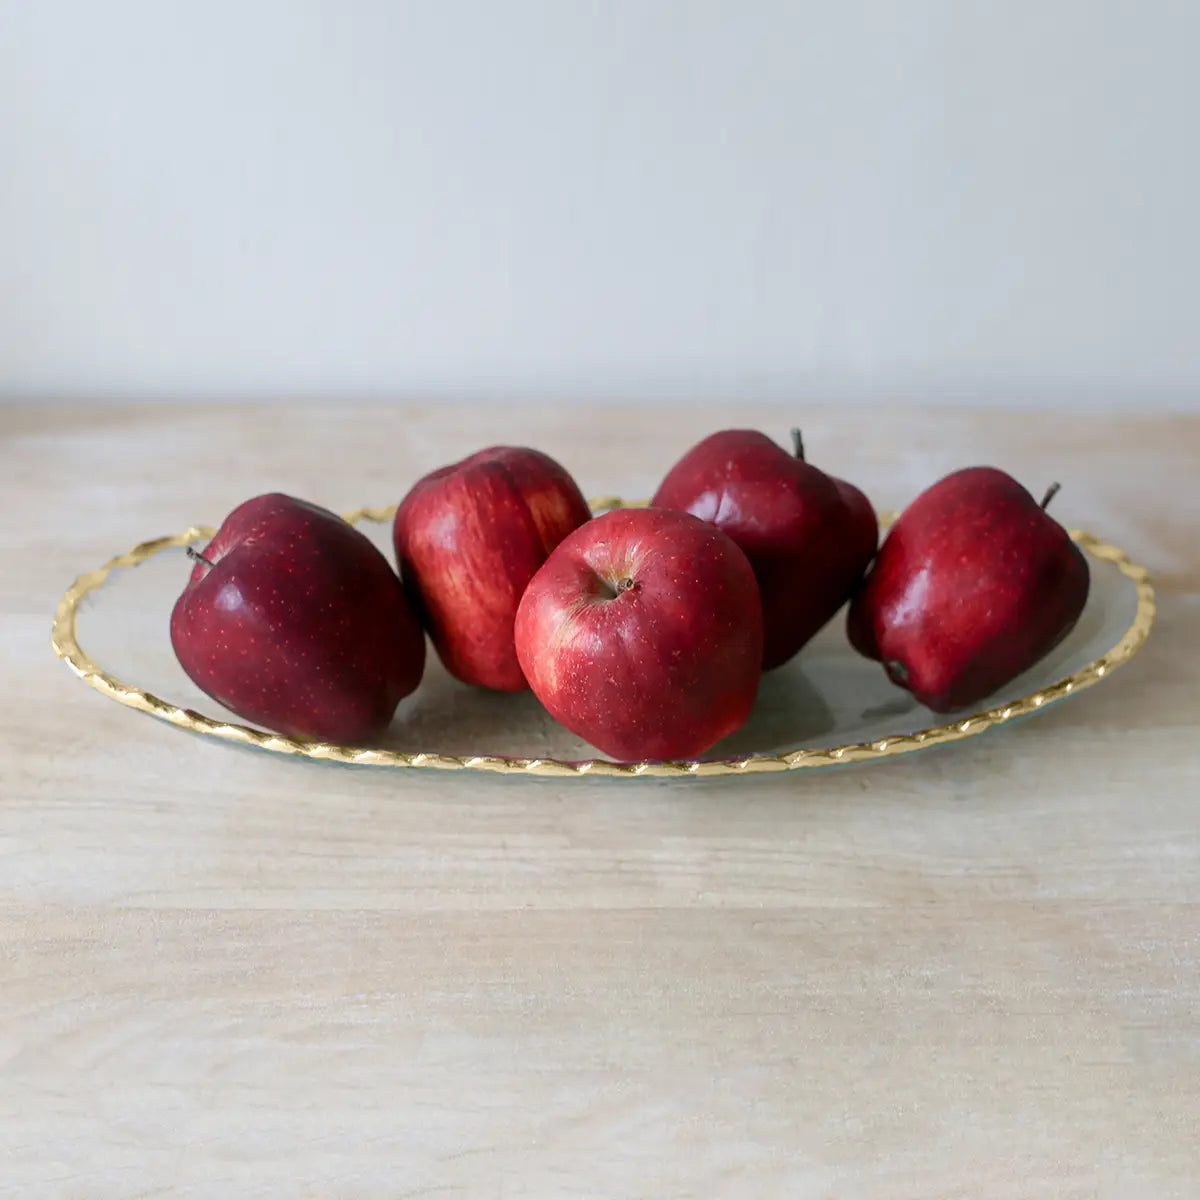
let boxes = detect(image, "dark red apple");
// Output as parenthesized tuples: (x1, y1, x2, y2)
(170, 493, 425, 742)
(847, 468, 1090, 712)
(514, 507, 763, 760)
(652, 429, 877, 669)
(393, 446, 591, 692)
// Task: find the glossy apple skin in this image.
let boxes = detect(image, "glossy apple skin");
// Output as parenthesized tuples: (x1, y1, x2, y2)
(170, 493, 425, 742)
(847, 467, 1090, 712)
(514, 508, 763, 761)
(652, 430, 877, 669)
(393, 446, 591, 692)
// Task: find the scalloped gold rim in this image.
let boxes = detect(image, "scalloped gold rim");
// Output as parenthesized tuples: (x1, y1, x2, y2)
(50, 498, 1156, 778)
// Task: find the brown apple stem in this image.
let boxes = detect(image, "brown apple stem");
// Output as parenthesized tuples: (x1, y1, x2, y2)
(790, 428, 806, 462)
(616, 577, 636, 593)
(1040, 482, 1062, 511)
(187, 545, 214, 567)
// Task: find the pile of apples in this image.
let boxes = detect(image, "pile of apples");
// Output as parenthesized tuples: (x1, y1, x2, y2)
(170, 429, 1089, 760)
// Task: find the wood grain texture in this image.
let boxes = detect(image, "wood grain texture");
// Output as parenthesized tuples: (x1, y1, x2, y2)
(3, 402, 1198, 1198)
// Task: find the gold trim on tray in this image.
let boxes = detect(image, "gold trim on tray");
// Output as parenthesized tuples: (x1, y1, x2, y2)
(50, 499, 1156, 778)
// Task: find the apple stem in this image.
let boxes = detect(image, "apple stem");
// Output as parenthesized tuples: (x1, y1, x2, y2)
(790, 428, 806, 462)
(617, 578, 636, 593)
(187, 545, 214, 568)
(1040, 482, 1062, 511)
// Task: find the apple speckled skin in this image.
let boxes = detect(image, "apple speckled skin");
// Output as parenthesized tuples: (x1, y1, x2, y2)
(514, 507, 763, 761)
(170, 493, 426, 742)
(393, 446, 592, 692)
(847, 467, 1090, 712)
(652, 429, 878, 670)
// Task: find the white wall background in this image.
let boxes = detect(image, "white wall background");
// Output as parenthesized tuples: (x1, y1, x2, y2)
(2, 0, 1198, 406)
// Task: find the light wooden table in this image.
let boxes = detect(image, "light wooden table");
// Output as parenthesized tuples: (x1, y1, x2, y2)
(4, 402, 1198, 1198)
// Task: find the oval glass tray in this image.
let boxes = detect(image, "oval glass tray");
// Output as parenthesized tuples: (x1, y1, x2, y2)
(52, 498, 1155, 778)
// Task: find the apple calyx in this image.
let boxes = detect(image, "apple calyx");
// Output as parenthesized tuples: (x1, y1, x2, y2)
(186, 546, 214, 568)
(790, 428, 806, 462)
(1040, 482, 1062, 511)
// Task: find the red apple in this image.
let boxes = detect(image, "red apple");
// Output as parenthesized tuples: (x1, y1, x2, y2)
(170, 493, 425, 742)
(514, 508, 763, 760)
(393, 446, 591, 691)
(652, 429, 877, 669)
(847, 468, 1090, 712)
